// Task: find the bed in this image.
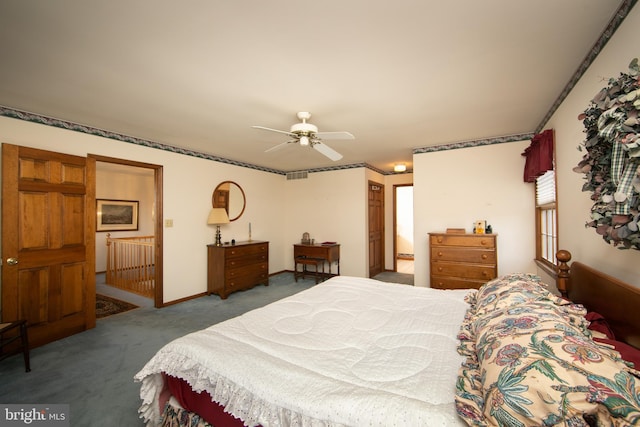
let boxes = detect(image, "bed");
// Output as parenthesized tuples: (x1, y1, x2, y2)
(135, 250, 640, 426)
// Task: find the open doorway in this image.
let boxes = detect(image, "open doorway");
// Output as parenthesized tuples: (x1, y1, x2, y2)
(394, 184, 414, 274)
(90, 155, 164, 309)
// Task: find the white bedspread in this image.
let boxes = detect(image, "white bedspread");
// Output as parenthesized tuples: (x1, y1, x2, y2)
(135, 276, 470, 427)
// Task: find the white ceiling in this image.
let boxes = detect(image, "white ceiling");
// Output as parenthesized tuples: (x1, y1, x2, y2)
(0, 1, 627, 173)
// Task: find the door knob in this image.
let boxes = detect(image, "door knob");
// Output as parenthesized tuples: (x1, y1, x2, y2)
(6, 257, 18, 265)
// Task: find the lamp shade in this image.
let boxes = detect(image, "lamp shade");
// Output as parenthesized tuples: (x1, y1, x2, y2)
(207, 208, 230, 225)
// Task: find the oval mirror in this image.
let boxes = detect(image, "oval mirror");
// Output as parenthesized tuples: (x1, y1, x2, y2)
(212, 181, 246, 222)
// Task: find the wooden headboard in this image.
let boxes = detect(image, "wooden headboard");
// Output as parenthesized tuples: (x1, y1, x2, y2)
(556, 249, 640, 349)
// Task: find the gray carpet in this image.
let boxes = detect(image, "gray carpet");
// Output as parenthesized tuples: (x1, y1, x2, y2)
(0, 271, 412, 426)
(373, 271, 414, 285)
(0, 273, 317, 426)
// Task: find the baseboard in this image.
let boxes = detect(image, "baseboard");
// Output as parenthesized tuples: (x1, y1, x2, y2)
(162, 292, 208, 307)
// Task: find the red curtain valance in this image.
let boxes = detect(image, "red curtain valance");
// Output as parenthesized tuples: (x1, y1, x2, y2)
(522, 129, 554, 182)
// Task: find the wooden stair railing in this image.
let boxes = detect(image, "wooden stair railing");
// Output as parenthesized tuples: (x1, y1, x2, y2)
(106, 234, 155, 298)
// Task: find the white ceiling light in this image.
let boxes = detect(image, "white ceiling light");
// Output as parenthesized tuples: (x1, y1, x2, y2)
(299, 136, 310, 146)
(394, 163, 407, 172)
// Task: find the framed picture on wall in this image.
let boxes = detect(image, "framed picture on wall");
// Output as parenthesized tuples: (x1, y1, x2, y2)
(97, 199, 139, 232)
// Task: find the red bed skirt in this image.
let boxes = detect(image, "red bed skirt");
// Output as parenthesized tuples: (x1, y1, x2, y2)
(164, 374, 248, 427)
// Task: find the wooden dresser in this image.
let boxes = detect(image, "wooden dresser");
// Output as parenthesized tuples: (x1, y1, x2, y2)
(207, 240, 269, 299)
(429, 233, 497, 289)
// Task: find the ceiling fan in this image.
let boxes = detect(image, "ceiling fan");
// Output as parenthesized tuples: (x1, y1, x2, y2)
(252, 112, 354, 161)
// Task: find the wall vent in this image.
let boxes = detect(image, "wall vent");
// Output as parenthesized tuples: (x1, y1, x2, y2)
(286, 171, 308, 180)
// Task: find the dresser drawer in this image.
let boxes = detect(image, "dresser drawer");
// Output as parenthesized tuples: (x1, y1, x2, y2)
(430, 234, 496, 248)
(226, 253, 268, 268)
(227, 265, 269, 290)
(226, 243, 268, 258)
(226, 262, 268, 280)
(228, 274, 269, 292)
(431, 261, 496, 281)
(431, 276, 486, 290)
(431, 247, 496, 264)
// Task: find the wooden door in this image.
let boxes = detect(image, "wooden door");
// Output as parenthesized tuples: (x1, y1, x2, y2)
(2, 144, 96, 349)
(368, 180, 384, 277)
(212, 188, 230, 214)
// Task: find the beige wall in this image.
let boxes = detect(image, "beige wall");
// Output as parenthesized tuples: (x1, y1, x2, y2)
(542, 5, 639, 287)
(413, 141, 536, 287)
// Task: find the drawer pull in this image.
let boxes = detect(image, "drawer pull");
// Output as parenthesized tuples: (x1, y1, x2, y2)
(437, 251, 443, 257)
(438, 267, 443, 272)
(481, 240, 487, 246)
(437, 237, 443, 243)
(481, 254, 487, 260)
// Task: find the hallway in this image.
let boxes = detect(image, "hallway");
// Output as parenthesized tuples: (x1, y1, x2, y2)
(397, 258, 414, 274)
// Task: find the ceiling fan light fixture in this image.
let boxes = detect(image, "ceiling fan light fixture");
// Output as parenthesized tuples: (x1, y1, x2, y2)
(253, 112, 353, 161)
(394, 163, 407, 172)
(290, 122, 318, 134)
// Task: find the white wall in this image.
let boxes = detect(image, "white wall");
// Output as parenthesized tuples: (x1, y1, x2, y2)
(541, 5, 639, 288)
(413, 141, 536, 287)
(283, 168, 369, 277)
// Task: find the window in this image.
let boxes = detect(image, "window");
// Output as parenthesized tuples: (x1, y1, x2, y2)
(535, 170, 557, 266)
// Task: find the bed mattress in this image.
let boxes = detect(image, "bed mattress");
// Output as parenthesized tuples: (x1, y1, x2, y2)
(136, 276, 471, 426)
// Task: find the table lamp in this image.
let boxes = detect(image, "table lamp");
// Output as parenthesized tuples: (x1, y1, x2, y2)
(207, 208, 230, 246)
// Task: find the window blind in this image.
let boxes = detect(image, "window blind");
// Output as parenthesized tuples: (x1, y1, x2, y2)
(536, 170, 556, 205)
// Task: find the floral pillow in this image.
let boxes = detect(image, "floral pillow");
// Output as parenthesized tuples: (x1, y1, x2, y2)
(456, 277, 640, 426)
(470, 273, 569, 317)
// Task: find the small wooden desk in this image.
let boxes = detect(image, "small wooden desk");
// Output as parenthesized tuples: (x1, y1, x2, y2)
(294, 243, 340, 276)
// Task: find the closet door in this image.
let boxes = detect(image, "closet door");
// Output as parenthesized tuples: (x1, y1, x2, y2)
(368, 181, 384, 277)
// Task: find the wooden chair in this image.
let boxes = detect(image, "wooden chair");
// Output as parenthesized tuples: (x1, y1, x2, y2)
(294, 256, 325, 284)
(0, 320, 31, 372)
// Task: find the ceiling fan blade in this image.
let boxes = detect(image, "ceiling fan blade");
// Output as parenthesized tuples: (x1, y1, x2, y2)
(315, 131, 355, 140)
(313, 142, 343, 161)
(264, 140, 295, 153)
(252, 126, 296, 137)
